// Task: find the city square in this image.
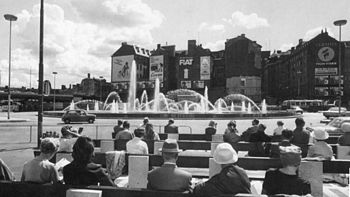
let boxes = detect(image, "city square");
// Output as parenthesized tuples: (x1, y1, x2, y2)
(1, 0, 350, 197)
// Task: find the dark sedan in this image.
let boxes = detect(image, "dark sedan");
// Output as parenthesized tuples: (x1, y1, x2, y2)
(61, 109, 96, 124)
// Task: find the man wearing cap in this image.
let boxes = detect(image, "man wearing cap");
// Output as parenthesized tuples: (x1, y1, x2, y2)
(126, 128, 148, 154)
(307, 127, 333, 160)
(338, 122, 350, 145)
(147, 139, 192, 191)
(194, 143, 251, 196)
(164, 119, 179, 134)
(291, 117, 310, 157)
(262, 146, 311, 195)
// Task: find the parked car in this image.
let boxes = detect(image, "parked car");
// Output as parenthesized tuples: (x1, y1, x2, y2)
(61, 109, 96, 124)
(323, 107, 348, 119)
(287, 106, 303, 114)
(313, 117, 350, 136)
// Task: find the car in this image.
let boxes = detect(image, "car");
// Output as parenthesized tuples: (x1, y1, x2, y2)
(314, 117, 350, 136)
(323, 107, 348, 119)
(61, 109, 96, 124)
(287, 105, 303, 114)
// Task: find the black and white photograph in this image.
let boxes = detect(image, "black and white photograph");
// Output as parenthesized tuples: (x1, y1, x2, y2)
(0, 0, 349, 196)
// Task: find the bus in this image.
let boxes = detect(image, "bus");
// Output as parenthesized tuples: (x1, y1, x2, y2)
(281, 99, 325, 112)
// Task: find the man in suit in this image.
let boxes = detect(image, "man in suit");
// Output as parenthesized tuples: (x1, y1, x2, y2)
(164, 119, 179, 133)
(147, 139, 192, 191)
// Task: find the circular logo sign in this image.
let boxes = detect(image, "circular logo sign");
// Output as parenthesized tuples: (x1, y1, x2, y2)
(318, 47, 335, 62)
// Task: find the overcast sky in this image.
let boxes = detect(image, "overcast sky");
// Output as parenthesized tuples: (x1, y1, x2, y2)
(0, 0, 349, 88)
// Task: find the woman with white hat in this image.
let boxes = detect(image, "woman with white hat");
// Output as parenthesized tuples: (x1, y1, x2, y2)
(306, 127, 333, 160)
(338, 122, 350, 146)
(193, 143, 251, 196)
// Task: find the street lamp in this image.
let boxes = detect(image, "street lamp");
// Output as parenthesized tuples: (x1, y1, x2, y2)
(52, 72, 57, 111)
(334, 19, 347, 114)
(4, 14, 18, 120)
(99, 76, 103, 102)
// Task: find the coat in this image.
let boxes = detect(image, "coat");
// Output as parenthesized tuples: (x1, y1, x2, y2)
(164, 124, 179, 134)
(147, 163, 192, 191)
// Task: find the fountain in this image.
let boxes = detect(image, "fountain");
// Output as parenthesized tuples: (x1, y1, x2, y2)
(58, 60, 294, 119)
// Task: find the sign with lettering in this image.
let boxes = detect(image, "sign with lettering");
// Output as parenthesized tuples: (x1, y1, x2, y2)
(179, 57, 193, 66)
(315, 68, 337, 75)
(315, 44, 337, 66)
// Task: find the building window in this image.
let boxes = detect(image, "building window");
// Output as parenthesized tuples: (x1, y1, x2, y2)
(184, 69, 189, 79)
(240, 78, 246, 86)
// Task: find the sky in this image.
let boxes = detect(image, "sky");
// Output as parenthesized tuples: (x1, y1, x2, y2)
(0, 0, 349, 89)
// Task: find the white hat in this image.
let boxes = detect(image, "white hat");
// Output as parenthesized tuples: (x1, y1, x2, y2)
(312, 127, 329, 140)
(213, 143, 238, 164)
(341, 122, 350, 133)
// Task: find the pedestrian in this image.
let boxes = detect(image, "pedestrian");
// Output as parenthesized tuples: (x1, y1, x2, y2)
(193, 143, 251, 196)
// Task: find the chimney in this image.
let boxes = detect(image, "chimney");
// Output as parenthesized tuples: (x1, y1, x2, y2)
(299, 39, 303, 45)
(87, 73, 90, 79)
(122, 42, 127, 46)
(241, 34, 245, 37)
(157, 44, 161, 49)
(188, 40, 196, 54)
(277, 50, 281, 53)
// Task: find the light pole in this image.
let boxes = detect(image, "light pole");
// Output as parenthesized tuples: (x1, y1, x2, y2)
(99, 76, 103, 102)
(52, 72, 57, 111)
(4, 14, 17, 120)
(334, 19, 347, 114)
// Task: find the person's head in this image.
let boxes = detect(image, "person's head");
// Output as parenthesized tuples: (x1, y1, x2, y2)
(143, 117, 149, 125)
(213, 143, 238, 167)
(252, 119, 259, 126)
(117, 119, 123, 126)
(341, 122, 350, 134)
(312, 127, 329, 141)
(277, 121, 284, 127)
(281, 129, 294, 141)
(280, 146, 302, 168)
(134, 128, 145, 138)
(227, 120, 236, 128)
(208, 120, 217, 127)
(61, 125, 72, 138)
(72, 136, 94, 166)
(168, 118, 174, 124)
(40, 138, 59, 159)
(123, 121, 130, 129)
(295, 117, 305, 128)
(257, 124, 267, 132)
(161, 139, 180, 162)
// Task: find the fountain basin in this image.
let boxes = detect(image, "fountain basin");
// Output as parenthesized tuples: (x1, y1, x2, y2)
(44, 110, 297, 120)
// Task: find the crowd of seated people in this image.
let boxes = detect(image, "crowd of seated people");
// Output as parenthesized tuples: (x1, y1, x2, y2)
(3, 116, 350, 197)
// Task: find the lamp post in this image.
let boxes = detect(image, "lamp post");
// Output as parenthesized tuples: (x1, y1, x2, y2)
(52, 72, 57, 111)
(4, 14, 18, 120)
(99, 76, 103, 102)
(334, 19, 347, 114)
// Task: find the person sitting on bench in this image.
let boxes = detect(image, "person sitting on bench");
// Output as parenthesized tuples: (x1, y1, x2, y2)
(307, 127, 333, 160)
(164, 119, 179, 134)
(115, 121, 133, 140)
(126, 128, 149, 154)
(338, 122, 350, 146)
(205, 120, 217, 141)
(143, 123, 160, 141)
(262, 146, 311, 195)
(21, 138, 60, 184)
(193, 143, 251, 196)
(112, 119, 124, 138)
(147, 139, 192, 191)
(63, 136, 115, 186)
(58, 126, 80, 152)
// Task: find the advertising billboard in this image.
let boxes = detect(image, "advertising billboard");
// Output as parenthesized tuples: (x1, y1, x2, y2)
(315, 43, 337, 66)
(314, 76, 328, 85)
(111, 55, 134, 82)
(193, 81, 204, 88)
(315, 87, 329, 96)
(149, 55, 164, 81)
(200, 56, 210, 80)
